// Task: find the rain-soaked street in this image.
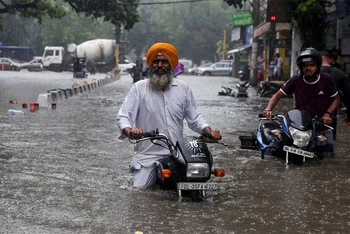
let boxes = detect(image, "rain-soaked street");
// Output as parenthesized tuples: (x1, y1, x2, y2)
(1, 70, 350, 234)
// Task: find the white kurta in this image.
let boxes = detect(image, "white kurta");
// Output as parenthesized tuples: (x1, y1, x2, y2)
(117, 78, 209, 167)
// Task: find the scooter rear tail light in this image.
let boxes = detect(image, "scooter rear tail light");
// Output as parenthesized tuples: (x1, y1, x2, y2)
(214, 168, 225, 177)
(161, 169, 171, 178)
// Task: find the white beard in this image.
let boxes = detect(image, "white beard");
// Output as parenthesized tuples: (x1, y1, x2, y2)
(149, 68, 174, 91)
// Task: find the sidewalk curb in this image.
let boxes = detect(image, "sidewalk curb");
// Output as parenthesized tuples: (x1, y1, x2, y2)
(36, 74, 120, 108)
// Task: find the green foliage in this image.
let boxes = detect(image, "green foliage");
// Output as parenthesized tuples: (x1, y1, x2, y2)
(223, 0, 247, 9)
(0, 1, 118, 56)
(290, 0, 328, 49)
(40, 10, 115, 48)
(224, 0, 329, 49)
(64, 0, 140, 30)
(0, 0, 140, 30)
(127, 0, 233, 64)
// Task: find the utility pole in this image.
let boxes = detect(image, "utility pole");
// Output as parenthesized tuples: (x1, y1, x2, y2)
(250, 0, 260, 85)
(222, 29, 227, 60)
(115, 27, 121, 74)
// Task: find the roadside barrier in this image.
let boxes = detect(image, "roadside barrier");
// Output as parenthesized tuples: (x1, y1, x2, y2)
(36, 75, 120, 108)
(30, 102, 36, 113)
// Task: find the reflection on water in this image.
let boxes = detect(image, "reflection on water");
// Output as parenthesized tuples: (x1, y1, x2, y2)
(1, 73, 350, 233)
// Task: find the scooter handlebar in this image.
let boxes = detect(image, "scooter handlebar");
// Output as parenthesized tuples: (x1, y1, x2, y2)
(143, 130, 158, 137)
(313, 117, 334, 130)
(258, 113, 279, 119)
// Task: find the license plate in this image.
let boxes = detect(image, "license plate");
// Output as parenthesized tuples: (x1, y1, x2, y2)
(283, 145, 314, 158)
(177, 182, 219, 190)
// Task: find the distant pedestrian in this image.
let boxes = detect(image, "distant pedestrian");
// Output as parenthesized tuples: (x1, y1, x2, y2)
(257, 54, 264, 82)
(131, 60, 142, 83)
(273, 53, 283, 80)
(269, 54, 277, 80)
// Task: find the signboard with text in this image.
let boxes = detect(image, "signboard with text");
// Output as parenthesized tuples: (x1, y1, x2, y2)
(232, 12, 253, 27)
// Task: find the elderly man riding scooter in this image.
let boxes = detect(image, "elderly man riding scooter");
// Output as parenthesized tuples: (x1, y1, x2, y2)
(117, 42, 221, 187)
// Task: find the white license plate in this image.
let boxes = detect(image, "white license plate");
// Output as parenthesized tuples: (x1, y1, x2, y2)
(177, 182, 219, 190)
(283, 146, 314, 158)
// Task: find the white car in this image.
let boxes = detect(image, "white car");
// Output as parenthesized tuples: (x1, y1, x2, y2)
(178, 59, 193, 74)
(188, 63, 213, 75)
(118, 62, 135, 75)
(20, 57, 43, 71)
(197, 62, 232, 76)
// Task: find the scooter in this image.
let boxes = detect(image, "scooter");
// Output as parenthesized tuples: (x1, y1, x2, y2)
(218, 71, 249, 97)
(133, 129, 226, 200)
(233, 71, 249, 98)
(255, 109, 333, 165)
(218, 86, 234, 96)
(258, 81, 284, 97)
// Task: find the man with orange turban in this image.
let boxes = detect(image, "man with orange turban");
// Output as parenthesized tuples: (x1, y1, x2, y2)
(117, 42, 221, 188)
(146, 42, 179, 70)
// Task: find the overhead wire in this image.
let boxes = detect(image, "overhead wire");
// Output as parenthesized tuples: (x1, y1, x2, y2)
(138, 0, 210, 5)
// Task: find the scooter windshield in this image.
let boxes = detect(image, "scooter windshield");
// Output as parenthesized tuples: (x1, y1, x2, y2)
(287, 109, 312, 131)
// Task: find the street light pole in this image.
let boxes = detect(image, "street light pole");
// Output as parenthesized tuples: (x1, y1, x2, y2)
(222, 29, 227, 60)
(115, 27, 121, 74)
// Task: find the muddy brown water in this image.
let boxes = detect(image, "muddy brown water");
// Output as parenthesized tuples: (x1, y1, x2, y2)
(1, 71, 350, 233)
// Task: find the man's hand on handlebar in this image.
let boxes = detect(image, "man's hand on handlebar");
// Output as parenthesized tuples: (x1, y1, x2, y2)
(202, 126, 221, 141)
(322, 113, 332, 125)
(210, 130, 221, 141)
(262, 109, 272, 119)
(124, 127, 144, 140)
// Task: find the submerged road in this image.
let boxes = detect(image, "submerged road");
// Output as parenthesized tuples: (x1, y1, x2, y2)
(1, 70, 350, 234)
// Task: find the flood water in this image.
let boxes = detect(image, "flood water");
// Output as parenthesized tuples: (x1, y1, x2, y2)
(1, 71, 350, 234)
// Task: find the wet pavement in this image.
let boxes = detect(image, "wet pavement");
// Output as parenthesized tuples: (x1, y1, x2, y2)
(1, 71, 350, 234)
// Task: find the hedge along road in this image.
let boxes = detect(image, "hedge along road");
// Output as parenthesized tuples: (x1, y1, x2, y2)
(1, 70, 350, 234)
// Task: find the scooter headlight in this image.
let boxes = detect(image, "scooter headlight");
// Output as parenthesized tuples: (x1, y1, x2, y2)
(289, 127, 312, 148)
(186, 163, 210, 178)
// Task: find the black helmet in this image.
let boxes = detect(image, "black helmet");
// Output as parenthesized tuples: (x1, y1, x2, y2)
(296, 48, 322, 75)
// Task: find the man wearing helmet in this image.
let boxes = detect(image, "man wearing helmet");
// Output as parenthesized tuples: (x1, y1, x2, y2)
(262, 48, 341, 155)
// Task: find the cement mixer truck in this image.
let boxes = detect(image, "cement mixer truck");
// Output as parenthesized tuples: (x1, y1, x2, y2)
(42, 39, 129, 73)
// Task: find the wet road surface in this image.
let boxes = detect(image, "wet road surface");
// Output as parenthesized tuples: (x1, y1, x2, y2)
(1, 71, 350, 233)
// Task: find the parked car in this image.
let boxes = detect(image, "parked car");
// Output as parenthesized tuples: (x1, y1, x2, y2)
(20, 57, 43, 71)
(0, 57, 22, 71)
(197, 62, 232, 76)
(178, 59, 193, 74)
(188, 63, 213, 75)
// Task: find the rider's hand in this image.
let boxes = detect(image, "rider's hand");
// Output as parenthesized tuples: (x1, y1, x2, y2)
(322, 113, 332, 125)
(127, 128, 144, 139)
(210, 130, 221, 141)
(343, 117, 350, 126)
(262, 109, 272, 119)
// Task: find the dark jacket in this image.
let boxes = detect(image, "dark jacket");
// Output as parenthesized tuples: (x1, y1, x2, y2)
(321, 66, 350, 118)
(131, 65, 142, 78)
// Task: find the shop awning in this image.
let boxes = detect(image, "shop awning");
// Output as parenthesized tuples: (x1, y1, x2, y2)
(228, 44, 252, 54)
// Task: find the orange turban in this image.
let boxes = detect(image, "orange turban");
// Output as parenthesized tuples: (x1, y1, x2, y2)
(146, 42, 179, 69)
